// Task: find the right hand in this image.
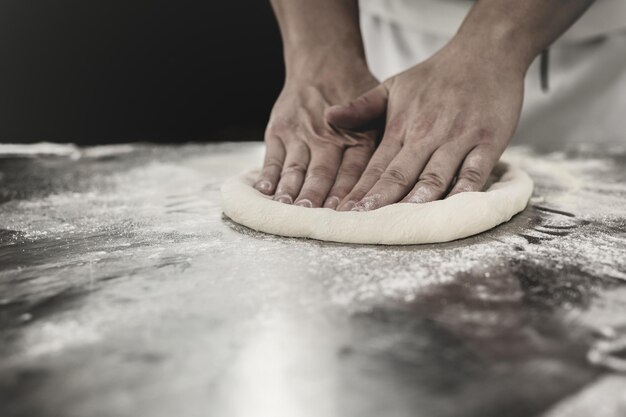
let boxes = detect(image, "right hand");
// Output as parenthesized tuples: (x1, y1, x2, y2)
(254, 64, 380, 209)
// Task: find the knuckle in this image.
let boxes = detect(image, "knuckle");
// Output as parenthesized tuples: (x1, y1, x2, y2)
(385, 117, 405, 136)
(264, 157, 283, 170)
(357, 94, 370, 107)
(403, 137, 429, 152)
(459, 166, 484, 184)
(267, 116, 290, 134)
(282, 162, 307, 176)
(264, 128, 280, 141)
(418, 171, 447, 190)
(380, 167, 411, 187)
(344, 100, 360, 116)
(307, 165, 335, 181)
(450, 119, 467, 137)
(338, 162, 365, 178)
(363, 163, 386, 179)
(352, 95, 373, 114)
(409, 113, 437, 135)
(476, 128, 495, 144)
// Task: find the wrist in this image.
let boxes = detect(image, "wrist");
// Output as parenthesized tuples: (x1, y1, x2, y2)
(451, 0, 550, 74)
(443, 31, 532, 80)
(284, 47, 372, 92)
(449, 0, 596, 74)
(449, 13, 541, 76)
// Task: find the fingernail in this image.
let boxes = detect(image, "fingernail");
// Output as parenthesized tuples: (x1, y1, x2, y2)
(455, 184, 474, 194)
(295, 199, 312, 208)
(407, 189, 429, 204)
(351, 195, 381, 212)
(341, 200, 357, 211)
(255, 180, 272, 193)
(276, 195, 293, 204)
(323, 196, 340, 209)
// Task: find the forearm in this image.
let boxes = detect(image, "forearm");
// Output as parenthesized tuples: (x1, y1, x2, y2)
(451, 0, 596, 73)
(269, 0, 367, 81)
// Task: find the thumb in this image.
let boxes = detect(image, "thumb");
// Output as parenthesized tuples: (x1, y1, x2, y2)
(325, 84, 388, 131)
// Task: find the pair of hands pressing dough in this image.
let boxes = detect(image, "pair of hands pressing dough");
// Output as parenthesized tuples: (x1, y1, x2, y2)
(254, 38, 525, 212)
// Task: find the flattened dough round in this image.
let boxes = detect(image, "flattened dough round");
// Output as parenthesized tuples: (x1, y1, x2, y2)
(221, 162, 533, 245)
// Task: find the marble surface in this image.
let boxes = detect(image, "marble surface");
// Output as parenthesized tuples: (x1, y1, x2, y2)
(1, 142, 625, 417)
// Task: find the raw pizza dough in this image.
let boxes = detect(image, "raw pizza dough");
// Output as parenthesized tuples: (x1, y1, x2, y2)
(221, 162, 533, 245)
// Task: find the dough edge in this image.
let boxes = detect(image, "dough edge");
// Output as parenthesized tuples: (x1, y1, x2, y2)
(221, 162, 533, 245)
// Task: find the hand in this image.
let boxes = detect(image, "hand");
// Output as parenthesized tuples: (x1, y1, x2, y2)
(254, 65, 380, 209)
(325, 39, 526, 211)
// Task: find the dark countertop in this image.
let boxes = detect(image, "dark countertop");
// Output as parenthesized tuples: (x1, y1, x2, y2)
(1, 142, 625, 417)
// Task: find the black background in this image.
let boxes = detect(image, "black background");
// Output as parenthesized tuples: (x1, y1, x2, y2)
(0, 1, 284, 144)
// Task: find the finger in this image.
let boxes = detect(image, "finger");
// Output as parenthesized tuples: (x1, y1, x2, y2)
(273, 141, 310, 204)
(350, 141, 436, 211)
(325, 84, 388, 131)
(323, 144, 374, 209)
(447, 144, 501, 197)
(402, 143, 471, 204)
(294, 145, 342, 208)
(337, 136, 402, 211)
(254, 137, 286, 195)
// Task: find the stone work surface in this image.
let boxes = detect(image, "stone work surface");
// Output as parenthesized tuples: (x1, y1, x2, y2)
(0, 142, 625, 417)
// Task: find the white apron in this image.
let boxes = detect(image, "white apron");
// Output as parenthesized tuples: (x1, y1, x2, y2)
(359, 0, 626, 150)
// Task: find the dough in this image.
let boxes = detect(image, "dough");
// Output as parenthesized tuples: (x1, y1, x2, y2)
(221, 162, 533, 245)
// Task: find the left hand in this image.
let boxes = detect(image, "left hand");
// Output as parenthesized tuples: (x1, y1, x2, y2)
(325, 38, 526, 211)
(254, 61, 380, 209)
